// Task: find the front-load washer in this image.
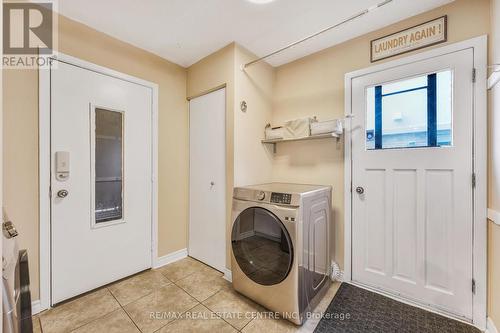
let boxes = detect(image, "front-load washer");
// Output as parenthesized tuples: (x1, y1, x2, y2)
(231, 183, 332, 325)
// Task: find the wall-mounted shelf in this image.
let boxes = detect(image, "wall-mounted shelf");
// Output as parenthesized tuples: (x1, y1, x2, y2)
(262, 132, 340, 153)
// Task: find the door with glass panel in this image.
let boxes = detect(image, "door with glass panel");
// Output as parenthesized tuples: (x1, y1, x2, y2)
(351, 49, 474, 319)
(50, 61, 152, 304)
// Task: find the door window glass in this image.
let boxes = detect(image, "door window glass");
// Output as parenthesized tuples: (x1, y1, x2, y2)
(366, 70, 452, 150)
(231, 207, 293, 286)
(95, 108, 123, 223)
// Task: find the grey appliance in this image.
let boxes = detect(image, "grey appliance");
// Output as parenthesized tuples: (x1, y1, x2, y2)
(3, 219, 33, 333)
(231, 183, 331, 325)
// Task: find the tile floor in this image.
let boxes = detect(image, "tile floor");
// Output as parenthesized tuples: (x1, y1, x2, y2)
(34, 257, 340, 333)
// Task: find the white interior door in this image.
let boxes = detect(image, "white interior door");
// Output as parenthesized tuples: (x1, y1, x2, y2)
(351, 49, 474, 319)
(51, 61, 152, 304)
(189, 88, 226, 272)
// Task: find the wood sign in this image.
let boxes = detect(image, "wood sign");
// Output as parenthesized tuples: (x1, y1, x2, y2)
(371, 16, 447, 62)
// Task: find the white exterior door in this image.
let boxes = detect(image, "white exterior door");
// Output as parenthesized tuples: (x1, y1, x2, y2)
(189, 88, 226, 272)
(51, 61, 152, 304)
(351, 49, 474, 319)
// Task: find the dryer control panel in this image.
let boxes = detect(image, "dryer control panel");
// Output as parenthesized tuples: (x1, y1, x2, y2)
(270, 192, 292, 205)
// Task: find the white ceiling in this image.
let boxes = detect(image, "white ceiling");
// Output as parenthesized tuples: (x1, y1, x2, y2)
(58, 0, 454, 68)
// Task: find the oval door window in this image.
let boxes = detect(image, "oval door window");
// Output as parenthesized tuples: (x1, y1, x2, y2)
(231, 207, 293, 286)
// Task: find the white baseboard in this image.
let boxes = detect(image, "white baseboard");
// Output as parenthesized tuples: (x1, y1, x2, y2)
(223, 268, 232, 282)
(32, 300, 42, 315)
(487, 317, 499, 333)
(488, 209, 500, 226)
(153, 248, 188, 269)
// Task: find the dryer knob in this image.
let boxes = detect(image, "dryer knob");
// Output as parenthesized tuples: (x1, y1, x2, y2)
(257, 191, 266, 201)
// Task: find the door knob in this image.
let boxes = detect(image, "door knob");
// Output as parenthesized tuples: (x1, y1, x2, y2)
(356, 187, 364, 194)
(57, 189, 69, 198)
(210, 181, 215, 186)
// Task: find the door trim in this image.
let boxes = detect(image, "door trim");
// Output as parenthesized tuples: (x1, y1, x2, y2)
(343, 36, 487, 330)
(38, 52, 159, 310)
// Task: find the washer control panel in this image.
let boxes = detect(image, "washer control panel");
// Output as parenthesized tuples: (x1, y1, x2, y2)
(270, 192, 292, 205)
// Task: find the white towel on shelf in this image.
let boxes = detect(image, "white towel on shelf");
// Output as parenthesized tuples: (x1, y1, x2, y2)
(311, 120, 336, 135)
(265, 127, 284, 140)
(283, 117, 312, 139)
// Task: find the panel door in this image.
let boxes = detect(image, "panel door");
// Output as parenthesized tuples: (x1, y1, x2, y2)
(351, 49, 474, 319)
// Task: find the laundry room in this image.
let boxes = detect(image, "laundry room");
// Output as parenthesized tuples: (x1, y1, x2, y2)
(2, 0, 500, 332)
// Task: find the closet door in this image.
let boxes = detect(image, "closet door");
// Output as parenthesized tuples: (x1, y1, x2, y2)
(189, 88, 226, 272)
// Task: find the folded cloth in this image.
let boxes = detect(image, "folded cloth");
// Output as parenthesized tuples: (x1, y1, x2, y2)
(265, 126, 284, 140)
(311, 119, 337, 136)
(283, 117, 312, 139)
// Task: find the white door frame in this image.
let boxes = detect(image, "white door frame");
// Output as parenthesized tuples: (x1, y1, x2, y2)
(38, 52, 159, 310)
(343, 36, 487, 330)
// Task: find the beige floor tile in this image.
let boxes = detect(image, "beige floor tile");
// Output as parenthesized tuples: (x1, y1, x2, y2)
(242, 316, 299, 333)
(202, 288, 264, 330)
(40, 288, 120, 333)
(157, 304, 236, 333)
(32, 315, 42, 333)
(175, 268, 230, 301)
(72, 309, 140, 333)
(109, 270, 171, 305)
(124, 284, 198, 333)
(157, 257, 213, 282)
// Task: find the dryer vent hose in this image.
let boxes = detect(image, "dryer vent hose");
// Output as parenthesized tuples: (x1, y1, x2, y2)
(331, 261, 343, 282)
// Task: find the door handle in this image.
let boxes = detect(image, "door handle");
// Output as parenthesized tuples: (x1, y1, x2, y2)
(210, 181, 215, 186)
(57, 189, 69, 198)
(355, 187, 364, 194)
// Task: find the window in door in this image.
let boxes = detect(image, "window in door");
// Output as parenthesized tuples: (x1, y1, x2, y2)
(366, 70, 452, 150)
(94, 108, 124, 223)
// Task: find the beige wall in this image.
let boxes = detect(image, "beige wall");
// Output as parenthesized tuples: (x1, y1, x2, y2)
(234, 45, 274, 187)
(272, 0, 490, 278)
(187, 43, 275, 269)
(3, 68, 39, 295)
(2, 14, 188, 300)
(488, 0, 500, 326)
(3, 0, 498, 320)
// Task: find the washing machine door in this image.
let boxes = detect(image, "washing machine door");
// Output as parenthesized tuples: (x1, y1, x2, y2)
(231, 207, 293, 286)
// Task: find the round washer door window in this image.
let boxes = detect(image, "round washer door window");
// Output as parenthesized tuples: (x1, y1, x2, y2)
(231, 207, 293, 286)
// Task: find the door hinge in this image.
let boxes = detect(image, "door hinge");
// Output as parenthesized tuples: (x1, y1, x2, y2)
(472, 68, 476, 83)
(472, 173, 476, 188)
(472, 279, 476, 294)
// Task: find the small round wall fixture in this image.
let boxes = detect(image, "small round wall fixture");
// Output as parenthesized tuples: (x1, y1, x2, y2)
(240, 101, 248, 112)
